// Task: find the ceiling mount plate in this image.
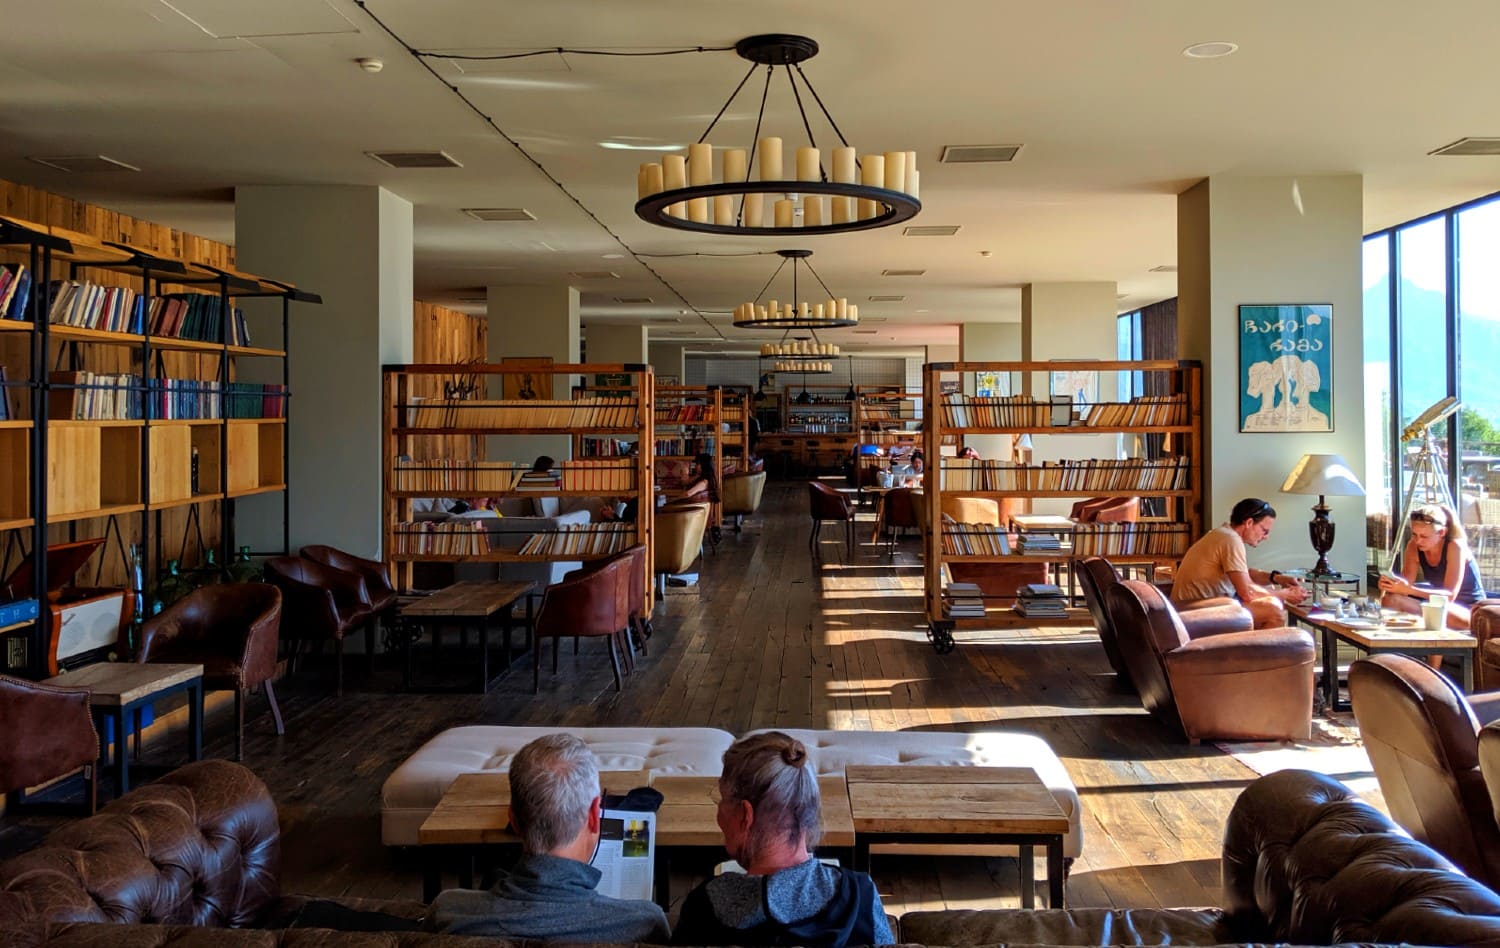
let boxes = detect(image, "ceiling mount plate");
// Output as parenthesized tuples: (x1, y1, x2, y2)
(735, 34, 819, 66)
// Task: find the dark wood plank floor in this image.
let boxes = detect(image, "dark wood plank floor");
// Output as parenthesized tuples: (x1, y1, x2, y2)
(3, 482, 1281, 915)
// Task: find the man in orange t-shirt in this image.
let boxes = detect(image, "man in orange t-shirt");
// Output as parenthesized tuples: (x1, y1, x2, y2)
(1171, 497, 1308, 628)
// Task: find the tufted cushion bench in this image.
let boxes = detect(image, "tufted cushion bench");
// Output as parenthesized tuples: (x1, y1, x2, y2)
(746, 728, 1082, 858)
(382, 726, 1081, 858)
(381, 726, 736, 845)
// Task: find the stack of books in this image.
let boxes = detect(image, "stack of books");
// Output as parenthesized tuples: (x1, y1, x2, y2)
(944, 582, 986, 619)
(1015, 583, 1068, 618)
(1017, 532, 1063, 554)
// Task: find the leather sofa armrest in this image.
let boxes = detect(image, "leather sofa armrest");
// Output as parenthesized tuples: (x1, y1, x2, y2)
(1165, 627, 1315, 674)
(274, 575, 340, 630)
(1179, 602, 1254, 638)
(1470, 690, 1500, 727)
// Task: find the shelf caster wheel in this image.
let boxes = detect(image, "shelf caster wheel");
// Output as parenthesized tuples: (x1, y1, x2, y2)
(927, 621, 956, 654)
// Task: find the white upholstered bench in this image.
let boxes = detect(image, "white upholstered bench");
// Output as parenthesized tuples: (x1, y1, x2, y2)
(381, 725, 1081, 858)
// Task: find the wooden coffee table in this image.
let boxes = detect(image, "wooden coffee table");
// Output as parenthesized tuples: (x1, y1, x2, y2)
(399, 580, 535, 693)
(1288, 604, 1477, 711)
(846, 764, 1068, 909)
(49, 662, 204, 797)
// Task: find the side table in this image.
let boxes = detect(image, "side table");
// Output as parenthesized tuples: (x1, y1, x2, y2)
(49, 662, 204, 797)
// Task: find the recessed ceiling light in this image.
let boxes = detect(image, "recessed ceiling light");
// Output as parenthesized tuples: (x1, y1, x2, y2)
(1182, 41, 1238, 59)
(463, 207, 535, 222)
(881, 269, 926, 277)
(367, 150, 463, 168)
(868, 295, 905, 302)
(940, 145, 1021, 163)
(902, 225, 961, 237)
(602, 253, 625, 259)
(1429, 138, 1500, 156)
(600, 141, 685, 151)
(854, 329, 879, 334)
(569, 271, 620, 280)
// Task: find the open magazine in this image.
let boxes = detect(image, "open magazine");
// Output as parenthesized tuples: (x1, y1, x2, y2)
(593, 787, 661, 902)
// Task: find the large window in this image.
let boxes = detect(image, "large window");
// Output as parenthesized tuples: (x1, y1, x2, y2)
(1116, 309, 1142, 399)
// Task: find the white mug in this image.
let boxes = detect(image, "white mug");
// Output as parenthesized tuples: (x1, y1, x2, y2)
(1421, 599, 1447, 631)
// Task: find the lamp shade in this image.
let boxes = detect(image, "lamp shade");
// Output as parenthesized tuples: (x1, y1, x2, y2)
(1280, 453, 1365, 497)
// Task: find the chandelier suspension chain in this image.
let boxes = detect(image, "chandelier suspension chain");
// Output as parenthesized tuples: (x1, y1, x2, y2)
(784, 65, 825, 180)
(749, 257, 790, 305)
(802, 259, 838, 300)
(695, 62, 759, 146)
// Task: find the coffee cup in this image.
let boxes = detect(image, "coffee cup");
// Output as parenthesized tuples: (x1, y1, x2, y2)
(1421, 599, 1447, 631)
(1318, 596, 1341, 612)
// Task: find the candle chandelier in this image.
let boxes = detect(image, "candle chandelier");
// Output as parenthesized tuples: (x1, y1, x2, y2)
(634, 34, 922, 237)
(732, 250, 856, 329)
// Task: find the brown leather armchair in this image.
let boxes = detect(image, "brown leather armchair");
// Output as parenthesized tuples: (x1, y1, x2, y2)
(136, 583, 283, 762)
(262, 556, 373, 697)
(882, 487, 921, 554)
(533, 555, 629, 693)
(1481, 719, 1500, 835)
(1079, 556, 1254, 692)
(569, 544, 650, 661)
(1349, 653, 1500, 888)
(655, 502, 710, 598)
(1070, 496, 1141, 523)
(0, 674, 97, 811)
(1469, 601, 1500, 691)
(721, 470, 766, 532)
(808, 480, 856, 556)
(299, 545, 397, 617)
(1106, 579, 1315, 743)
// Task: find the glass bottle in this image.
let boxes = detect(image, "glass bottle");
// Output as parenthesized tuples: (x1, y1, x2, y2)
(157, 559, 193, 608)
(228, 545, 261, 583)
(126, 543, 146, 652)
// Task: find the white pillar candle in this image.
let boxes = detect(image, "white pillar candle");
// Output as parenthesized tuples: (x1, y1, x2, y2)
(796, 146, 820, 182)
(904, 152, 917, 192)
(833, 147, 856, 183)
(814, 304, 824, 320)
(767, 300, 778, 320)
(799, 302, 809, 318)
(759, 137, 783, 181)
(663, 154, 687, 217)
(743, 194, 763, 227)
(908, 169, 919, 200)
(758, 305, 768, 320)
(774, 199, 795, 228)
(785, 304, 794, 320)
(859, 155, 884, 220)
(723, 148, 747, 184)
(687, 143, 712, 222)
(645, 163, 664, 196)
(849, 304, 859, 321)
(837, 298, 848, 319)
(883, 151, 906, 193)
(637, 164, 653, 199)
(803, 195, 824, 228)
(714, 195, 734, 225)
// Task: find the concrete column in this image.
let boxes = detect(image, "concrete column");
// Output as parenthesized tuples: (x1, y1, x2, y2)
(1179, 174, 1364, 575)
(485, 284, 579, 462)
(587, 323, 647, 365)
(648, 342, 687, 383)
(234, 185, 413, 559)
(956, 325, 1023, 468)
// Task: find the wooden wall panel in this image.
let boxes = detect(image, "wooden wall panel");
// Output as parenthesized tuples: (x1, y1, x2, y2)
(410, 301, 487, 461)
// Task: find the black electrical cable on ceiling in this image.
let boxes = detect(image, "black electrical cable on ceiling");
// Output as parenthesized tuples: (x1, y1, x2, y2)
(352, 1, 727, 339)
(419, 46, 734, 62)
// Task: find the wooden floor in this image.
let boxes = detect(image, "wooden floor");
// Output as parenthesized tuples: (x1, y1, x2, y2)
(3, 481, 1278, 915)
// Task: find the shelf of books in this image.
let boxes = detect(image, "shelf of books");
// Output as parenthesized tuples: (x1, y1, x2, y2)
(719, 386, 752, 471)
(383, 362, 655, 607)
(654, 384, 722, 526)
(0, 213, 318, 676)
(921, 359, 1202, 654)
(854, 389, 922, 486)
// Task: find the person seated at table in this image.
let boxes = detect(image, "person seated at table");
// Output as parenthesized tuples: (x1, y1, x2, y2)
(673, 732, 893, 948)
(681, 452, 721, 504)
(957, 445, 981, 460)
(426, 734, 670, 942)
(1170, 497, 1308, 628)
(1379, 503, 1486, 664)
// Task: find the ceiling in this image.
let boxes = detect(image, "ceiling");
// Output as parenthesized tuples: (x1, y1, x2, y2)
(3, 0, 1499, 355)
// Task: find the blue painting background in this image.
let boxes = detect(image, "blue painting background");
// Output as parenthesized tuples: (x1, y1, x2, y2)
(1238, 304, 1333, 432)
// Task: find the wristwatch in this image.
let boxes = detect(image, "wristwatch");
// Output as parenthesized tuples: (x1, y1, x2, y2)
(1269, 570, 1282, 584)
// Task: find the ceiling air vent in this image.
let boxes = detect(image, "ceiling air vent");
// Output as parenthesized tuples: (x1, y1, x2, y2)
(940, 144, 1021, 163)
(1430, 138, 1500, 156)
(27, 155, 140, 173)
(568, 271, 619, 280)
(902, 225, 961, 237)
(867, 295, 905, 302)
(854, 329, 879, 334)
(613, 296, 654, 304)
(881, 269, 926, 277)
(1149, 265, 1178, 273)
(367, 150, 463, 168)
(464, 207, 535, 221)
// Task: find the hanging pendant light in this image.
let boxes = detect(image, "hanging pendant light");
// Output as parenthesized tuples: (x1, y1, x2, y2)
(844, 355, 857, 402)
(734, 250, 857, 329)
(634, 34, 921, 237)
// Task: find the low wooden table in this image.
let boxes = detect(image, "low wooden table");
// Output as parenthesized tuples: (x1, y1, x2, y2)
(846, 764, 1068, 909)
(399, 581, 535, 693)
(416, 771, 855, 907)
(1287, 604, 1477, 711)
(49, 662, 204, 797)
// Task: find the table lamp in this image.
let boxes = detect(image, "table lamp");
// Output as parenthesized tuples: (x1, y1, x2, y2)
(1280, 453, 1366, 578)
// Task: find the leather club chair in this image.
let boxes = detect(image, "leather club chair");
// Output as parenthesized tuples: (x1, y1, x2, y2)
(1078, 556, 1253, 692)
(807, 480, 856, 556)
(136, 583, 284, 763)
(1070, 495, 1141, 523)
(1349, 653, 1500, 888)
(1106, 579, 1315, 743)
(0, 674, 97, 811)
(881, 487, 922, 554)
(262, 555, 373, 697)
(721, 470, 767, 533)
(569, 544, 651, 661)
(655, 502, 710, 598)
(534, 554, 630, 693)
(1469, 602, 1500, 691)
(1481, 719, 1500, 837)
(299, 544, 397, 623)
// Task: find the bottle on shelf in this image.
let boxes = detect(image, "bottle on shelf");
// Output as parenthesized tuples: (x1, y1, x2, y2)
(127, 543, 147, 651)
(228, 545, 261, 583)
(155, 560, 193, 608)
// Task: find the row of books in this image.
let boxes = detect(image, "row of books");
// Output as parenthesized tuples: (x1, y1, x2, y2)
(1016, 533, 1064, 554)
(944, 581, 986, 618)
(224, 382, 288, 419)
(0, 265, 33, 320)
(939, 394, 1055, 429)
(940, 456, 1191, 492)
(46, 373, 288, 421)
(48, 281, 144, 334)
(577, 437, 638, 457)
(517, 522, 637, 557)
(1072, 522, 1191, 557)
(391, 459, 640, 493)
(655, 405, 714, 422)
(146, 378, 223, 420)
(1015, 583, 1068, 618)
(48, 372, 143, 420)
(940, 524, 1012, 556)
(1081, 394, 1188, 427)
(654, 438, 715, 456)
(146, 294, 252, 346)
(938, 392, 1189, 429)
(391, 521, 489, 556)
(403, 398, 639, 429)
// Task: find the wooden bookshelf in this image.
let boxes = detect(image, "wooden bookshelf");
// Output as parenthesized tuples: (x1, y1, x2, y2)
(654, 384, 723, 526)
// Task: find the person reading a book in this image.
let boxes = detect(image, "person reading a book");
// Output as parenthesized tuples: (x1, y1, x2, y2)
(1170, 497, 1308, 628)
(425, 734, 670, 942)
(1378, 504, 1485, 666)
(682, 452, 721, 503)
(673, 732, 893, 948)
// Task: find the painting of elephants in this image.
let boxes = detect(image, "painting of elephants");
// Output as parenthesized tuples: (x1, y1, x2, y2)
(1239, 303, 1333, 432)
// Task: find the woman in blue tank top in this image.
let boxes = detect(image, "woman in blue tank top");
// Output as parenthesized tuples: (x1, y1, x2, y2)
(1377, 503, 1486, 652)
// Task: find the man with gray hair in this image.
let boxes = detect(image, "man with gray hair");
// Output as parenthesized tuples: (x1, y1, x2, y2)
(425, 734, 670, 942)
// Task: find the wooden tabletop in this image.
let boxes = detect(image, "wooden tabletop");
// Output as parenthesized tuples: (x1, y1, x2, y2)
(649, 774, 855, 848)
(1288, 604, 1478, 650)
(47, 662, 203, 707)
(400, 580, 536, 619)
(845, 765, 1068, 836)
(419, 770, 651, 846)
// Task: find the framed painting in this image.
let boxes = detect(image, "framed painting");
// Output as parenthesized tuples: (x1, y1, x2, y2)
(975, 371, 1010, 398)
(1239, 304, 1333, 432)
(501, 356, 553, 400)
(1049, 369, 1098, 406)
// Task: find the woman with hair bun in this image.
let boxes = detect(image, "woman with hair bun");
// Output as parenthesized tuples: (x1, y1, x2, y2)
(673, 732, 892, 947)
